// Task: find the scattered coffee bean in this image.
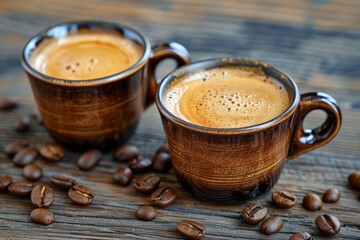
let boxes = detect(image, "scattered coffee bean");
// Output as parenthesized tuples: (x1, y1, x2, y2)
(260, 216, 284, 235)
(23, 164, 43, 181)
(289, 232, 314, 240)
(323, 188, 340, 203)
(0, 175, 12, 191)
(113, 167, 134, 186)
(30, 208, 55, 225)
(31, 184, 55, 208)
(13, 147, 38, 167)
(50, 175, 77, 190)
(133, 174, 161, 194)
(68, 184, 94, 206)
(348, 172, 360, 190)
(242, 202, 268, 225)
(151, 187, 177, 207)
(272, 191, 297, 209)
(303, 193, 322, 211)
(177, 220, 206, 240)
(4, 139, 29, 157)
(155, 144, 169, 155)
(8, 182, 33, 197)
(113, 145, 139, 162)
(14, 116, 31, 132)
(128, 156, 152, 173)
(31, 108, 43, 124)
(0, 96, 18, 111)
(316, 214, 341, 236)
(39, 142, 65, 162)
(78, 149, 102, 171)
(152, 152, 172, 172)
(136, 205, 157, 221)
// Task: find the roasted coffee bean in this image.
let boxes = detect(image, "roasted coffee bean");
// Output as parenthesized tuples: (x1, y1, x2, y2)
(303, 193, 322, 211)
(323, 188, 340, 203)
(31, 184, 55, 208)
(272, 191, 297, 209)
(14, 116, 31, 132)
(31, 108, 43, 125)
(8, 182, 33, 197)
(155, 144, 169, 155)
(113, 167, 134, 186)
(133, 174, 161, 194)
(316, 214, 341, 236)
(177, 220, 206, 240)
(13, 147, 38, 167)
(68, 184, 94, 206)
(152, 152, 172, 173)
(4, 139, 29, 157)
(260, 216, 284, 235)
(113, 145, 139, 162)
(289, 232, 314, 240)
(0, 96, 18, 111)
(0, 175, 12, 191)
(242, 202, 268, 225)
(30, 208, 55, 225)
(50, 175, 77, 190)
(128, 156, 152, 173)
(39, 142, 65, 162)
(151, 187, 177, 207)
(348, 172, 360, 190)
(78, 149, 102, 171)
(136, 205, 157, 221)
(23, 164, 43, 181)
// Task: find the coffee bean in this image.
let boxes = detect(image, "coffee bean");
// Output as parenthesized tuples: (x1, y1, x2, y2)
(31, 184, 55, 208)
(315, 214, 341, 236)
(155, 144, 169, 155)
(4, 139, 29, 157)
(13, 147, 38, 167)
(242, 202, 268, 225)
(31, 108, 43, 125)
(8, 182, 33, 197)
(50, 175, 77, 190)
(30, 208, 55, 225)
(152, 152, 172, 173)
(136, 205, 157, 221)
(260, 216, 284, 235)
(303, 193, 322, 211)
(0, 175, 12, 191)
(68, 184, 94, 206)
(348, 172, 360, 190)
(272, 191, 297, 209)
(0, 96, 18, 111)
(14, 116, 31, 132)
(323, 188, 340, 203)
(113, 167, 134, 186)
(133, 174, 161, 194)
(78, 149, 102, 171)
(39, 142, 65, 162)
(113, 145, 139, 162)
(151, 187, 177, 207)
(128, 156, 152, 173)
(177, 220, 206, 240)
(23, 164, 43, 181)
(289, 232, 315, 240)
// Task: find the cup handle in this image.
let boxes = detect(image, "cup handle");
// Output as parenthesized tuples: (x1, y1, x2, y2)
(287, 92, 342, 160)
(145, 42, 191, 108)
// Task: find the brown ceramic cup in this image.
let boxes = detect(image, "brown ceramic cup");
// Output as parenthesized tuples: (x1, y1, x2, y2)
(21, 21, 190, 150)
(156, 58, 342, 203)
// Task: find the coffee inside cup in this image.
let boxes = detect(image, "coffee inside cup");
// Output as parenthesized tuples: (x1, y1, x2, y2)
(165, 66, 290, 128)
(29, 30, 143, 80)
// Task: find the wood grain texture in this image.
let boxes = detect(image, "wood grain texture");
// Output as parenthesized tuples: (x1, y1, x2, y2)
(0, 0, 359, 239)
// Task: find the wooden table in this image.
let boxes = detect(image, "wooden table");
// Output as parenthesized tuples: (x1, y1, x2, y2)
(0, 0, 359, 239)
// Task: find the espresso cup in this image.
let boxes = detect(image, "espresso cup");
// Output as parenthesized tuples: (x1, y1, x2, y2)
(156, 58, 341, 203)
(21, 21, 190, 150)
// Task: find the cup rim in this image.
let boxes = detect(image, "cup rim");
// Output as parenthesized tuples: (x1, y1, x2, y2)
(156, 57, 300, 134)
(21, 20, 151, 87)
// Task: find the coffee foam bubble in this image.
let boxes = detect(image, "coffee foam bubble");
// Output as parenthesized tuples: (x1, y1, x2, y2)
(165, 66, 290, 128)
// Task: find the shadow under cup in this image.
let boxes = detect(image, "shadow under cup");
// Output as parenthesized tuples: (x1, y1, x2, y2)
(156, 58, 342, 203)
